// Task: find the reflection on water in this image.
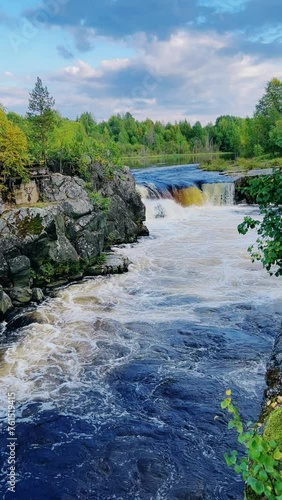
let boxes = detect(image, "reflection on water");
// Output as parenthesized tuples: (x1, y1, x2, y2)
(0, 191, 281, 498)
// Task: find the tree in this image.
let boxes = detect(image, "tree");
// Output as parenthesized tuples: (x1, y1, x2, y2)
(269, 120, 282, 153)
(238, 170, 282, 276)
(0, 108, 29, 186)
(27, 77, 56, 166)
(255, 78, 282, 120)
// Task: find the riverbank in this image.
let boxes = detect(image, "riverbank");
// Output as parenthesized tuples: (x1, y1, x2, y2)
(0, 165, 148, 323)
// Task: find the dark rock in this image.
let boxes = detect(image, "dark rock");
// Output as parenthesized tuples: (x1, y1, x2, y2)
(8, 255, 31, 288)
(9, 287, 33, 306)
(32, 288, 44, 303)
(75, 230, 104, 260)
(0, 286, 13, 318)
(0, 168, 148, 321)
(86, 254, 130, 276)
(265, 331, 282, 399)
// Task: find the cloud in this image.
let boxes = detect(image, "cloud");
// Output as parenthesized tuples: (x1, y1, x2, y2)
(48, 30, 282, 123)
(57, 44, 74, 59)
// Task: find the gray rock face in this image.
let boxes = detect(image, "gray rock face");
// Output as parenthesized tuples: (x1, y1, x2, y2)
(0, 167, 148, 320)
(91, 165, 148, 245)
(8, 255, 31, 288)
(0, 286, 13, 318)
(61, 199, 93, 219)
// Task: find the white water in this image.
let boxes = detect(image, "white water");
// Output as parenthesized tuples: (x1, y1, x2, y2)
(0, 200, 281, 407)
(1, 196, 282, 499)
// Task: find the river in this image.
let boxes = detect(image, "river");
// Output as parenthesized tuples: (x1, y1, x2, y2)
(0, 164, 281, 499)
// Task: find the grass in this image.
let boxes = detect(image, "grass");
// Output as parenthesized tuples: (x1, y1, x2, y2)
(201, 157, 282, 173)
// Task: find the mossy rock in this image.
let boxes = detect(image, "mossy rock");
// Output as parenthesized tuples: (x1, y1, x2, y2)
(16, 214, 43, 238)
(264, 407, 282, 451)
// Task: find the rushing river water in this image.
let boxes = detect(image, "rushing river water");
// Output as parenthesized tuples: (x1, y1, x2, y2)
(0, 165, 282, 500)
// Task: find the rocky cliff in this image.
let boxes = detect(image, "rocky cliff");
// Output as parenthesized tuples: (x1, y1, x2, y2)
(0, 166, 148, 320)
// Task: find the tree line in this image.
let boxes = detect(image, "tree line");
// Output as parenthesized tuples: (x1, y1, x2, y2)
(1, 77, 282, 186)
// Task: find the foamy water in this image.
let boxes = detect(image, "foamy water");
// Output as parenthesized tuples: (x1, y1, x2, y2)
(0, 194, 281, 499)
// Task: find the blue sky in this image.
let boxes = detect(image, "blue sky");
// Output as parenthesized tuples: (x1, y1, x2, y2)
(0, 0, 281, 123)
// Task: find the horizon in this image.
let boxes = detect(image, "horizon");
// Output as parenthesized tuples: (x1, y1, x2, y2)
(0, 0, 281, 125)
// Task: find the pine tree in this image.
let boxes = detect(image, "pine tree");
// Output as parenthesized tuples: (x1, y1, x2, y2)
(27, 77, 55, 166)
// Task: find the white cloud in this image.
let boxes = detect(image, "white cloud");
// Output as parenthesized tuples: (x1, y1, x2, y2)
(1, 28, 282, 123)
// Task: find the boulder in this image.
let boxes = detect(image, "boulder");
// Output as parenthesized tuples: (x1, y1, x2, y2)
(75, 230, 104, 260)
(40, 174, 90, 203)
(0, 286, 13, 318)
(8, 255, 31, 288)
(61, 199, 93, 219)
(9, 287, 33, 306)
(86, 254, 130, 276)
(32, 288, 44, 303)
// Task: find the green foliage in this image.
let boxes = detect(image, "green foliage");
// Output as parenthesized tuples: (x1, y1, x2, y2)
(2, 76, 282, 186)
(238, 169, 282, 276)
(0, 108, 29, 183)
(221, 391, 282, 499)
(33, 260, 82, 285)
(88, 192, 111, 213)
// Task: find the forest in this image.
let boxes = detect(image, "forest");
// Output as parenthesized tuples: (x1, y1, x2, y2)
(1, 77, 282, 186)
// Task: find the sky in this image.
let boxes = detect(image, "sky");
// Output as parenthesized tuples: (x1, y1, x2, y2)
(0, 0, 281, 124)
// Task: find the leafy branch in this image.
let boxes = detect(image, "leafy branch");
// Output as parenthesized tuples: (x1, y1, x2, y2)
(221, 391, 282, 498)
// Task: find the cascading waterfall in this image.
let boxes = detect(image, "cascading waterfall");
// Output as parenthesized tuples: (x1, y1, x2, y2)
(137, 182, 235, 207)
(133, 163, 236, 209)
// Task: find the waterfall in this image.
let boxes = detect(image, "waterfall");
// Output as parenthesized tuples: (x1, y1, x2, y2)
(137, 181, 235, 208)
(202, 182, 235, 206)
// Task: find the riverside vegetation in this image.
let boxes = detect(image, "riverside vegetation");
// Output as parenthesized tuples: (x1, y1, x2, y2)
(1, 77, 282, 189)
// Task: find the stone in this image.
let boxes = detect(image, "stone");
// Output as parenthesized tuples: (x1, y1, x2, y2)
(0, 168, 148, 320)
(48, 235, 79, 264)
(9, 287, 33, 306)
(40, 174, 90, 203)
(32, 288, 44, 303)
(61, 199, 93, 219)
(8, 255, 31, 288)
(75, 231, 104, 260)
(0, 286, 13, 318)
(86, 254, 130, 276)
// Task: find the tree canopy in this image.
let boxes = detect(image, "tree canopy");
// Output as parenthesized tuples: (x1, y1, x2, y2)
(1, 76, 282, 183)
(0, 108, 29, 187)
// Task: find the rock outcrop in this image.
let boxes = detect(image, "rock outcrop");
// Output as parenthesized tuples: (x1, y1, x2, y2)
(0, 166, 148, 320)
(265, 331, 282, 400)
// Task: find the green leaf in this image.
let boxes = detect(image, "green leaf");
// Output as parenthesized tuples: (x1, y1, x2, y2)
(247, 477, 264, 495)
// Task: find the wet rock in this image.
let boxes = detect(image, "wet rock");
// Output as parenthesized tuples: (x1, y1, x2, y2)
(9, 287, 33, 306)
(8, 255, 31, 288)
(0, 286, 13, 318)
(86, 254, 130, 276)
(265, 330, 282, 399)
(32, 288, 44, 303)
